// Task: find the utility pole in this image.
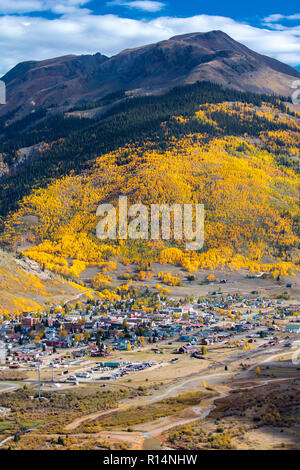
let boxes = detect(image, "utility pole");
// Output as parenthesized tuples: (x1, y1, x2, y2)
(51, 363, 54, 383)
(37, 363, 41, 399)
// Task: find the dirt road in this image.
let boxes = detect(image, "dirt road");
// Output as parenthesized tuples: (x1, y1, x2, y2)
(65, 345, 298, 446)
(0, 382, 20, 393)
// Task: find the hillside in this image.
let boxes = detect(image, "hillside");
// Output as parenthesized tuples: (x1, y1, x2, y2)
(1, 99, 299, 287)
(0, 53, 299, 311)
(165, 379, 300, 450)
(0, 248, 94, 316)
(0, 81, 298, 218)
(1, 31, 299, 123)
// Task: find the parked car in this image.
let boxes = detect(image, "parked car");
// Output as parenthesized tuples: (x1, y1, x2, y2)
(66, 375, 76, 381)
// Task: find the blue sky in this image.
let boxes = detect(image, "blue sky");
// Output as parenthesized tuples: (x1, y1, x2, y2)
(0, 0, 299, 76)
(92, 1, 299, 22)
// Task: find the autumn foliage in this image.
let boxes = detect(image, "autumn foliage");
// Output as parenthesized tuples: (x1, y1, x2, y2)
(1, 102, 299, 279)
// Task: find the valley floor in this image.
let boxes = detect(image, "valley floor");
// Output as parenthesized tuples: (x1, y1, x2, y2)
(1, 335, 299, 450)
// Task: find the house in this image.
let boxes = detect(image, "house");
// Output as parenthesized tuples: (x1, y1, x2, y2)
(12, 350, 40, 362)
(22, 317, 40, 328)
(63, 322, 85, 333)
(104, 362, 120, 368)
(176, 345, 199, 354)
(179, 335, 191, 342)
(285, 325, 300, 334)
(72, 349, 86, 358)
(45, 328, 57, 340)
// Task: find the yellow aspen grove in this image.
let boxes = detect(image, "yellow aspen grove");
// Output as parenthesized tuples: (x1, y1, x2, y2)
(0, 100, 299, 295)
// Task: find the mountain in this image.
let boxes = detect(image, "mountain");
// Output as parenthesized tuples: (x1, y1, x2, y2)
(0, 248, 93, 315)
(0, 36, 299, 315)
(0, 53, 108, 120)
(1, 31, 299, 120)
(2, 98, 299, 294)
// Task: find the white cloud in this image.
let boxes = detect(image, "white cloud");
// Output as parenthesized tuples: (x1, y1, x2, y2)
(288, 14, 300, 20)
(0, 0, 91, 14)
(264, 13, 300, 22)
(0, 11, 299, 77)
(0, 0, 43, 13)
(107, 1, 165, 13)
(263, 14, 284, 23)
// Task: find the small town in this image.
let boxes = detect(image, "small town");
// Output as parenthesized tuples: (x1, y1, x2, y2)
(1, 293, 299, 373)
(0, 0, 300, 457)
(0, 287, 299, 450)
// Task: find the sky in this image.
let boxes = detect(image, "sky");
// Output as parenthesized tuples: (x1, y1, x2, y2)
(0, 0, 299, 76)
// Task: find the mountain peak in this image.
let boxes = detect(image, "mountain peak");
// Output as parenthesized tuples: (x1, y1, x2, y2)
(1, 31, 299, 120)
(169, 30, 229, 40)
